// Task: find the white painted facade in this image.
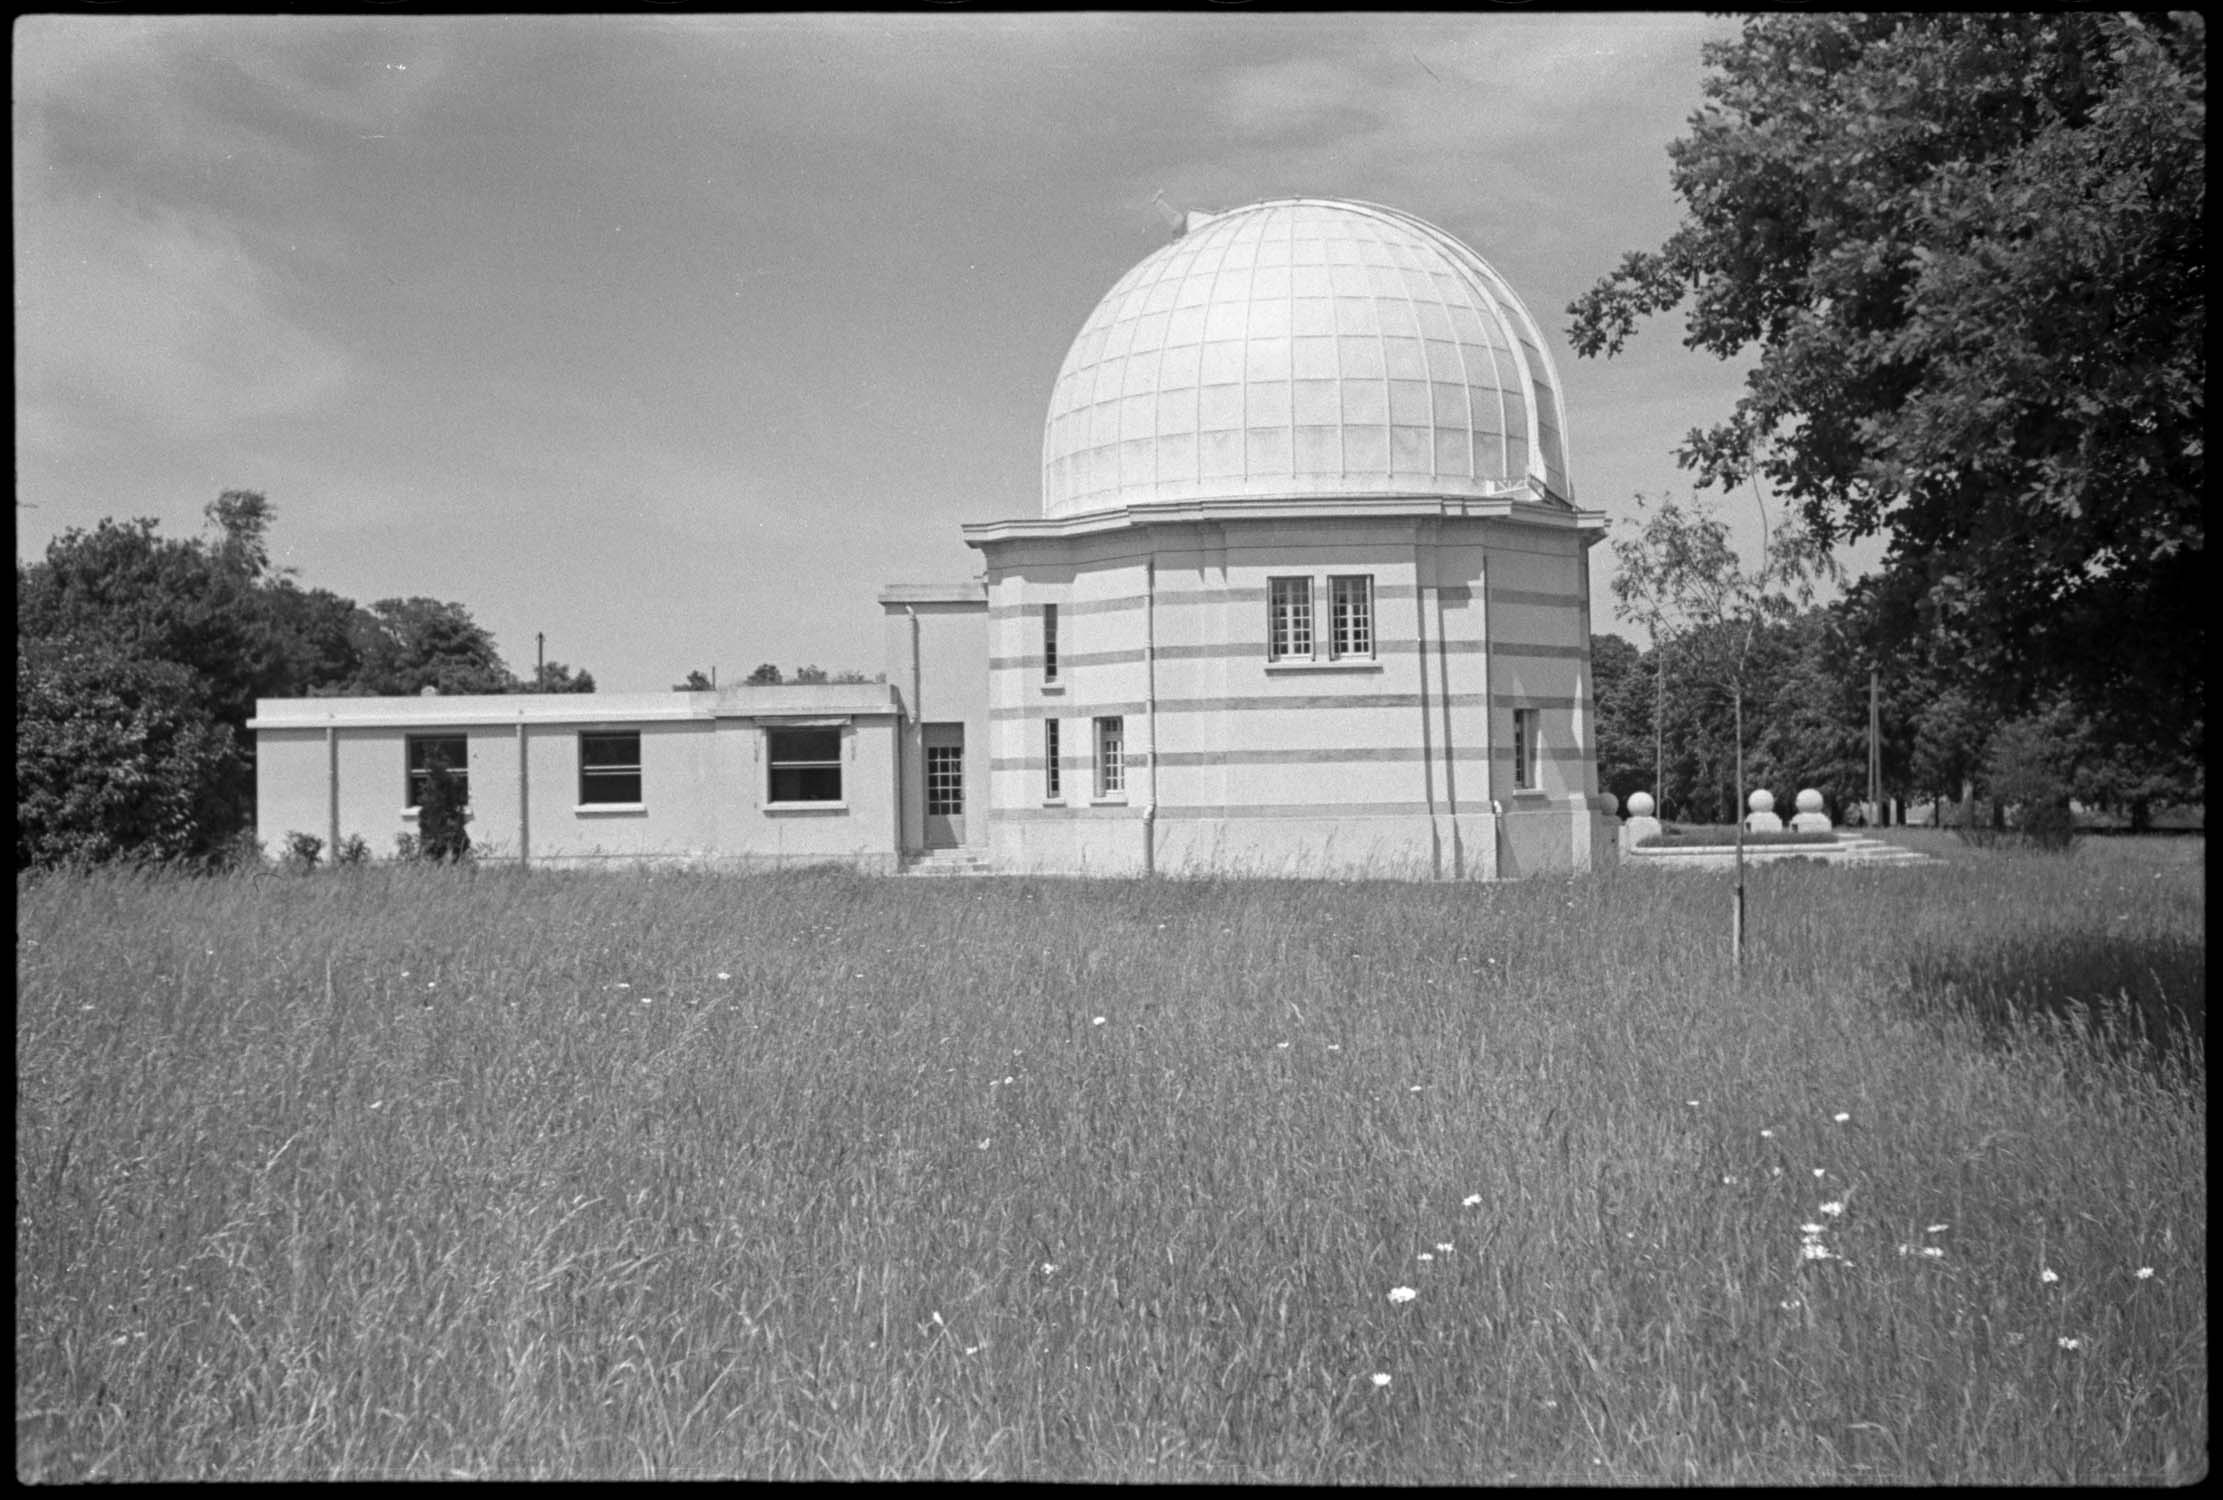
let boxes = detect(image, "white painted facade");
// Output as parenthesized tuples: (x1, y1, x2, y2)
(249, 199, 1614, 878)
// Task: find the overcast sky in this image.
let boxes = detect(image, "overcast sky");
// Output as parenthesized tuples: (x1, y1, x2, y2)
(15, 12, 1860, 692)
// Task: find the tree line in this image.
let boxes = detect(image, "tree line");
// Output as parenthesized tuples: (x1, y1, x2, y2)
(1569, 13, 2201, 831)
(1588, 597, 2203, 832)
(17, 493, 595, 870)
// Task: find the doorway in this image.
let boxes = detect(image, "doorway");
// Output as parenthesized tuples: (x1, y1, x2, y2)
(923, 723, 965, 849)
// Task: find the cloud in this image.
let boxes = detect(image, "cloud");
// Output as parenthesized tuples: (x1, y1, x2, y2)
(16, 195, 353, 441)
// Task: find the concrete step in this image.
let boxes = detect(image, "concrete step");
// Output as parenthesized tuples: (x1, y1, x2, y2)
(901, 849, 994, 877)
(1830, 836, 1938, 865)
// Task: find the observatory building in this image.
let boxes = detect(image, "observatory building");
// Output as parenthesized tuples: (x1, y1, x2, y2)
(252, 199, 1616, 878)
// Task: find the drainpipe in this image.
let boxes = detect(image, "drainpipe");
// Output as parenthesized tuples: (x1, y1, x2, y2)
(517, 714, 530, 869)
(906, 605, 922, 857)
(326, 721, 339, 857)
(1143, 554, 1158, 876)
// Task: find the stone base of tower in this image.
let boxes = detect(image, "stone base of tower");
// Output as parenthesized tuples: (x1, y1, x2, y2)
(989, 798, 1615, 881)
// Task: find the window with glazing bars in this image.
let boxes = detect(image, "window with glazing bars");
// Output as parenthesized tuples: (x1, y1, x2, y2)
(1042, 602, 1059, 683)
(1094, 716, 1124, 797)
(1329, 575, 1374, 659)
(1044, 718, 1061, 799)
(405, 735, 468, 809)
(578, 732, 642, 805)
(1268, 576, 1313, 660)
(1513, 708, 1539, 791)
(926, 745, 964, 815)
(766, 728, 843, 803)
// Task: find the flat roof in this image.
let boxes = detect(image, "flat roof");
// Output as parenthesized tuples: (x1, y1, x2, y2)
(249, 683, 901, 731)
(877, 581, 988, 607)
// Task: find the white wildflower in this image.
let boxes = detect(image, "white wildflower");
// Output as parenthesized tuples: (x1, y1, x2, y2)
(2135, 1267, 2155, 1280)
(1462, 1194, 1482, 1207)
(2058, 1337, 2080, 1351)
(1921, 1246, 1945, 1259)
(1759, 1128, 1774, 1138)
(1387, 1286, 1417, 1304)
(1416, 1252, 1434, 1263)
(1926, 1223, 1950, 1234)
(1435, 1243, 1454, 1254)
(1091, 1016, 1106, 1026)
(2040, 1268, 2060, 1285)
(1833, 1112, 1850, 1124)
(1371, 1372, 1392, 1388)
(1800, 1223, 1827, 1236)
(1818, 1201, 1844, 1217)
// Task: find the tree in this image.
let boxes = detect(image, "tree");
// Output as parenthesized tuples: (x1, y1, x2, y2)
(791, 664, 829, 685)
(527, 661, 596, 694)
(18, 517, 286, 727)
(203, 489, 276, 581)
(744, 663, 783, 686)
(345, 598, 516, 696)
(1607, 493, 1838, 820)
(17, 634, 241, 869)
(1589, 633, 1656, 809)
(674, 670, 715, 691)
(1569, 13, 2204, 758)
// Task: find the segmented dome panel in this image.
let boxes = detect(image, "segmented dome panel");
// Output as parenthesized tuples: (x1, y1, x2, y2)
(1042, 199, 1571, 518)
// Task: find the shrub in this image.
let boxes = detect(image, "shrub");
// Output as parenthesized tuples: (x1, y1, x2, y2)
(415, 753, 471, 864)
(280, 831, 324, 873)
(333, 834, 372, 868)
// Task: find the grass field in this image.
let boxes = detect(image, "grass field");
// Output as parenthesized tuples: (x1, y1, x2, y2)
(16, 840, 2207, 1481)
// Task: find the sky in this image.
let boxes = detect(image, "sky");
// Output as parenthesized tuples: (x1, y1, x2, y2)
(15, 12, 1865, 693)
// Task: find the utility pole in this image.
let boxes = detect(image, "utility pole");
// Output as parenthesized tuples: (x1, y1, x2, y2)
(1868, 666, 1882, 827)
(536, 631, 545, 692)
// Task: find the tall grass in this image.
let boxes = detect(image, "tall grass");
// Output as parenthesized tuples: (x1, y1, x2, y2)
(16, 844, 2206, 1481)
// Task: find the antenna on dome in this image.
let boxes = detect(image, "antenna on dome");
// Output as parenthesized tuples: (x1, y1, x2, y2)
(1149, 190, 1184, 237)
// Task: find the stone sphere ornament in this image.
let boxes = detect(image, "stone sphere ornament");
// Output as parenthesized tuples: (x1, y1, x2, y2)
(1790, 788, 1834, 833)
(1744, 788, 1784, 833)
(1627, 791, 1656, 818)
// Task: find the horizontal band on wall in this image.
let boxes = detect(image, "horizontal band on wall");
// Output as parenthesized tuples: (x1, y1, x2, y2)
(1491, 587, 1583, 609)
(1489, 641, 1589, 660)
(991, 580, 1441, 620)
(997, 689, 1595, 720)
(997, 801, 1442, 823)
(993, 743, 1567, 772)
(993, 636, 1533, 672)
(1028, 741, 1588, 766)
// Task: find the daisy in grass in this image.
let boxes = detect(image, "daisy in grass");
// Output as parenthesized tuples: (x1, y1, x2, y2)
(2040, 1268, 2060, 1284)
(1372, 1373, 1393, 1388)
(1387, 1286, 1417, 1305)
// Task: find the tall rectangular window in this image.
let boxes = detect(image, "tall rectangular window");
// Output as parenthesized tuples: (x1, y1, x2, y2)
(1512, 708, 1540, 791)
(1044, 718, 1062, 799)
(1329, 575, 1374, 659)
(926, 744, 964, 815)
(1042, 602, 1059, 683)
(766, 728, 843, 804)
(1268, 576, 1313, 660)
(405, 735, 468, 810)
(1094, 716, 1124, 798)
(579, 731, 642, 806)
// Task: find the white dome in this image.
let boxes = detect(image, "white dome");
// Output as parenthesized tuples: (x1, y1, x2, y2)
(1042, 198, 1572, 519)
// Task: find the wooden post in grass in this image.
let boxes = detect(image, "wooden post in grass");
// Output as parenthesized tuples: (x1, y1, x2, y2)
(1733, 688, 1746, 971)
